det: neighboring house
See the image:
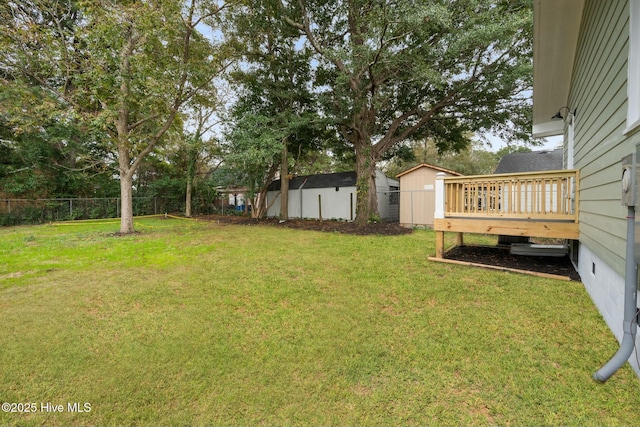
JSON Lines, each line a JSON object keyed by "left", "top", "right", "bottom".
{"left": 396, "top": 163, "right": 462, "bottom": 227}
{"left": 493, "top": 149, "right": 563, "bottom": 174}
{"left": 216, "top": 186, "right": 250, "bottom": 211}
{"left": 266, "top": 170, "right": 399, "bottom": 221}
{"left": 533, "top": 0, "right": 640, "bottom": 375}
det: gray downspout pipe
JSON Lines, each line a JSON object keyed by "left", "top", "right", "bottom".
{"left": 593, "top": 206, "right": 638, "bottom": 382}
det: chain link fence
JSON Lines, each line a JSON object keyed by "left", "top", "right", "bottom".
{"left": 2, "top": 190, "right": 438, "bottom": 227}
{"left": 0, "top": 197, "right": 227, "bottom": 226}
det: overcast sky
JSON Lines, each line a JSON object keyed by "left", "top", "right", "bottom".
{"left": 483, "top": 134, "right": 562, "bottom": 152}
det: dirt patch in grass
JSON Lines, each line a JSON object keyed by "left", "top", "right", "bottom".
{"left": 445, "top": 245, "right": 580, "bottom": 281}
{"left": 197, "top": 214, "right": 414, "bottom": 236}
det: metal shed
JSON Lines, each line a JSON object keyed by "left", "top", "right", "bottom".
{"left": 266, "top": 170, "right": 399, "bottom": 221}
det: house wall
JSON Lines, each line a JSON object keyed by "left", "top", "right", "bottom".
{"left": 568, "top": 0, "right": 640, "bottom": 375}
{"left": 579, "top": 244, "right": 640, "bottom": 376}
{"left": 570, "top": 0, "right": 632, "bottom": 279}
{"left": 398, "top": 167, "right": 456, "bottom": 226}
{"left": 227, "top": 192, "right": 247, "bottom": 209}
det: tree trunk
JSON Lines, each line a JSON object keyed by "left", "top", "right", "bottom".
{"left": 185, "top": 179, "right": 192, "bottom": 217}
{"left": 252, "top": 162, "right": 279, "bottom": 219}
{"left": 116, "top": 25, "right": 135, "bottom": 234}
{"left": 280, "top": 141, "right": 289, "bottom": 220}
{"left": 119, "top": 170, "right": 135, "bottom": 234}
{"left": 185, "top": 142, "right": 197, "bottom": 218}
{"left": 252, "top": 188, "right": 268, "bottom": 218}
{"left": 354, "top": 143, "right": 379, "bottom": 225}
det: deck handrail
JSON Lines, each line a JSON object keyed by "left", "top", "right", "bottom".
{"left": 440, "top": 169, "right": 579, "bottom": 221}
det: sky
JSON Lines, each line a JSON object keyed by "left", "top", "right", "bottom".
{"left": 482, "top": 134, "right": 563, "bottom": 153}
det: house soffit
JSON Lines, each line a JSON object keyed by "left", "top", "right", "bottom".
{"left": 533, "top": 0, "right": 585, "bottom": 137}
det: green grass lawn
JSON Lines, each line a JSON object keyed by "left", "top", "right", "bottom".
{"left": 1, "top": 217, "right": 639, "bottom": 426}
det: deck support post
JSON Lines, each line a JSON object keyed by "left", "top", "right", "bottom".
{"left": 436, "top": 231, "right": 445, "bottom": 258}
{"left": 456, "top": 232, "right": 463, "bottom": 247}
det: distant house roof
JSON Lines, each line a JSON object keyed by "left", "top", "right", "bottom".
{"left": 268, "top": 171, "right": 357, "bottom": 191}
{"left": 268, "top": 170, "right": 400, "bottom": 191}
{"left": 396, "top": 163, "right": 462, "bottom": 178}
{"left": 493, "top": 149, "right": 563, "bottom": 174}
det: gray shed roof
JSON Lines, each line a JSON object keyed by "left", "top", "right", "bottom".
{"left": 493, "top": 149, "right": 563, "bottom": 174}
{"left": 268, "top": 171, "right": 357, "bottom": 191}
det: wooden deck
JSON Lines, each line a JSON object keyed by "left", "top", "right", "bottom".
{"left": 433, "top": 170, "right": 579, "bottom": 258}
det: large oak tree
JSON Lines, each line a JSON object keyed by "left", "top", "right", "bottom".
{"left": 279, "top": 0, "right": 533, "bottom": 223}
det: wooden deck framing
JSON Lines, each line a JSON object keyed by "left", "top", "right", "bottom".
{"left": 433, "top": 170, "right": 579, "bottom": 258}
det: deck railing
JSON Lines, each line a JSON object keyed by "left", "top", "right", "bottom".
{"left": 440, "top": 169, "right": 579, "bottom": 221}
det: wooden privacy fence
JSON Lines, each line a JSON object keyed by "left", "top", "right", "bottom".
{"left": 442, "top": 169, "right": 579, "bottom": 221}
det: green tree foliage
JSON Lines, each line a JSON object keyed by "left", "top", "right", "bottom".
{"left": 1, "top": 0, "right": 232, "bottom": 232}
{"left": 0, "top": 80, "right": 116, "bottom": 199}
{"left": 278, "top": 0, "right": 533, "bottom": 223}
{"left": 225, "top": 112, "right": 318, "bottom": 217}
{"left": 384, "top": 138, "right": 500, "bottom": 178}
{"left": 0, "top": 2, "right": 114, "bottom": 199}
{"left": 223, "top": 0, "right": 331, "bottom": 218}
{"left": 495, "top": 144, "right": 534, "bottom": 159}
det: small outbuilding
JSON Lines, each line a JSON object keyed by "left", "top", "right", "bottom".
{"left": 396, "top": 163, "right": 462, "bottom": 227}
{"left": 266, "top": 170, "right": 399, "bottom": 221}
